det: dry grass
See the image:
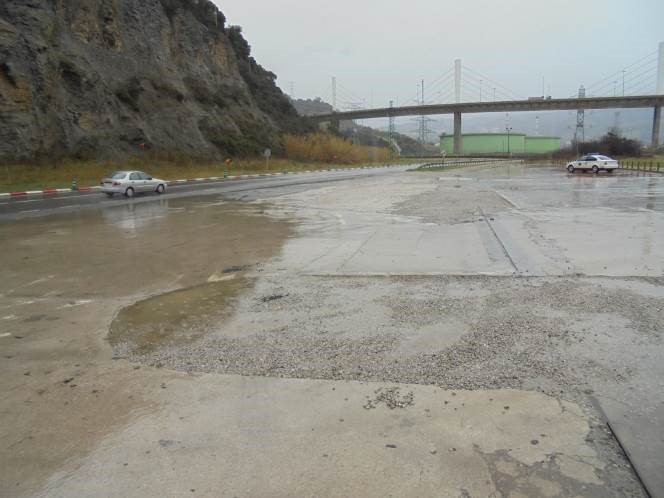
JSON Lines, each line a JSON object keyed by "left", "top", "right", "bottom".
{"left": 0, "top": 137, "right": 408, "bottom": 192}
{"left": 283, "top": 133, "right": 390, "bottom": 164}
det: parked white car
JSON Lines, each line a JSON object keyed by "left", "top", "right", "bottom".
{"left": 566, "top": 154, "right": 619, "bottom": 174}
{"left": 100, "top": 171, "right": 167, "bottom": 198}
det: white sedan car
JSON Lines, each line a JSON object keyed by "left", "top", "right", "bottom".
{"left": 100, "top": 171, "right": 167, "bottom": 198}
{"left": 566, "top": 154, "right": 619, "bottom": 174}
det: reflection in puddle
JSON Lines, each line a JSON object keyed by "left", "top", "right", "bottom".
{"left": 101, "top": 199, "right": 170, "bottom": 237}
{"left": 109, "top": 274, "right": 251, "bottom": 354}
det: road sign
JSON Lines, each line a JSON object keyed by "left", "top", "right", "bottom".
{"left": 263, "top": 148, "right": 271, "bottom": 158}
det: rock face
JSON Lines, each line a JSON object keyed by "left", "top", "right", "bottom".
{"left": 0, "top": 0, "right": 305, "bottom": 161}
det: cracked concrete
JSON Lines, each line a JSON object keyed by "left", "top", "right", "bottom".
{"left": 3, "top": 164, "right": 663, "bottom": 497}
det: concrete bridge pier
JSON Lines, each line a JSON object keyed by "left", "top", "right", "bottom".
{"left": 453, "top": 112, "right": 462, "bottom": 155}
{"left": 652, "top": 106, "right": 661, "bottom": 148}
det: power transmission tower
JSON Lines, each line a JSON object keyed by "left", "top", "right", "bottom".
{"left": 575, "top": 85, "right": 585, "bottom": 150}
{"left": 415, "top": 79, "right": 434, "bottom": 155}
{"left": 388, "top": 100, "right": 396, "bottom": 157}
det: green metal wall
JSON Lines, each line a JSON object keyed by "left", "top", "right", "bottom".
{"left": 440, "top": 133, "right": 560, "bottom": 155}
{"left": 524, "top": 136, "right": 561, "bottom": 154}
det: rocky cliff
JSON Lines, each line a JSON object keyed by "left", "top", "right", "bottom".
{"left": 0, "top": 0, "right": 307, "bottom": 161}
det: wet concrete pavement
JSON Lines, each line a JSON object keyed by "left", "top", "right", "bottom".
{"left": 38, "top": 377, "right": 609, "bottom": 498}
{"left": 0, "top": 198, "right": 293, "bottom": 496}
{"left": 1, "top": 163, "right": 663, "bottom": 497}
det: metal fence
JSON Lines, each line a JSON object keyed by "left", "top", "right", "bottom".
{"left": 548, "top": 159, "right": 663, "bottom": 173}
{"left": 619, "top": 161, "right": 662, "bottom": 173}
{"left": 420, "top": 158, "right": 663, "bottom": 173}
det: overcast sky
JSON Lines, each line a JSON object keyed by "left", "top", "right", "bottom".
{"left": 214, "top": 0, "right": 663, "bottom": 110}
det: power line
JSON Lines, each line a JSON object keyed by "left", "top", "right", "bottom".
{"left": 587, "top": 61, "right": 657, "bottom": 96}
{"left": 462, "top": 65, "right": 523, "bottom": 99}
{"left": 572, "top": 50, "right": 657, "bottom": 96}
{"left": 398, "top": 64, "right": 455, "bottom": 108}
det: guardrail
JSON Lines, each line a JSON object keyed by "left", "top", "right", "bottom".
{"left": 548, "top": 159, "right": 663, "bottom": 173}
{"left": 619, "top": 160, "right": 663, "bottom": 173}
{"left": 418, "top": 158, "right": 524, "bottom": 169}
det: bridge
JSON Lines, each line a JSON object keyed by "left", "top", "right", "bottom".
{"left": 309, "top": 45, "right": 664, "bottom": 153}
{"left": 310, "top": 95, "right": 664, "bottom": 152}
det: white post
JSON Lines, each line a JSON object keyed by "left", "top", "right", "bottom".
{"left": 454, "top": 59, "right": 461, "bottom": 103}
{"left": 656, "top": 41, "right": 664, "bottom": 95}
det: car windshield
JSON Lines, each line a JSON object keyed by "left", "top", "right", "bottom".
{"left": 109, "top": 172, "right": 127, "bottom": 179}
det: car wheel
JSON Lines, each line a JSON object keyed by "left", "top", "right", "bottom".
{"left": 105, "top": 193, "right": 114, "bottom": 198}
{"left": 124, "top": 187, "right": 135, "bottom": 198}
{"left": 156, "top": 184, "right": 165, "bottom": 194}
{"left": 567, "top": 164, "right": 575, "bottom": 173}
{"left": 592, "top": 165, "right": 599, "bottom": 174}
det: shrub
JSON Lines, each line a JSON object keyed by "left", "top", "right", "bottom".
{"left": 574, "top": 129, "right": 642, "bottom": 157}
{"left": 283, "top": 133, "right": 390, "bottom": 164}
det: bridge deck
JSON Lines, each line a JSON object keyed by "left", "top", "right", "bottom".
{"left": 311, "top": 95, "right": 664, "bottom": 122}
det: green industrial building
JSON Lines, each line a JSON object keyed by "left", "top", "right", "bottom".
{"left": 439, "top": 133, "right": 561, "bottom": 155}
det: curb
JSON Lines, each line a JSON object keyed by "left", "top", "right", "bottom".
{"left": 0, "top": 165, "right": 402, "bottom": 199}
{"left": 0, "top": 186, "right": 101, "bottom": 198}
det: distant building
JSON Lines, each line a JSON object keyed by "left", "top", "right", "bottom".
{"left": 439, "top": 133, "right": 561, "bottom": 155}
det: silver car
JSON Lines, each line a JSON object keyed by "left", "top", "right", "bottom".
{"left": 100, "top": 171, "right": 167, "bottom": 198}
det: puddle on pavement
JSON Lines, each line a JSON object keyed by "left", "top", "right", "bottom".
{"left": 0, "top": 196, "right": 293, "bottom": 298}
{"left": 109, "top": 274, "right": 251, "bottom": 354}
{"left": 0, "top": 196, "right": 294, "bottom": 496}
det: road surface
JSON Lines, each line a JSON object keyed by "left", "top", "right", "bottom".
{"left": 0, "top": 166, "right": 410, "bottom": 220}
{"left": 1, "top": 162, "right": 662, "bottom": 498}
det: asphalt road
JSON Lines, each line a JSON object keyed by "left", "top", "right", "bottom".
{"left": 0, "top": 165, "right": 412, "bottom": 221}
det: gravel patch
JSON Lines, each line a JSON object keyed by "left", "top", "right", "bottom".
{"left": 114, "top": 275, "right": 663, "bottom": 409}
{"left": 363, "top": 387, "right": 414, "bottom": 410}
{"left": 110, "top": 274, "right": 661, "bottom": 498}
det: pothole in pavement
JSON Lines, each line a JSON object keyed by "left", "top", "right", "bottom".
{"left": 108, "top": 274, "right": 251, "bottom": 355}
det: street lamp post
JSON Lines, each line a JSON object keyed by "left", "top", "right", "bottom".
{"left": 506, "top": 126, "right": 513, "bottom": 157}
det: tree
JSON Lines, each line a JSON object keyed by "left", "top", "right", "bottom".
{"left": 576, "top": 129, "right": 641, "bottom": 156}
